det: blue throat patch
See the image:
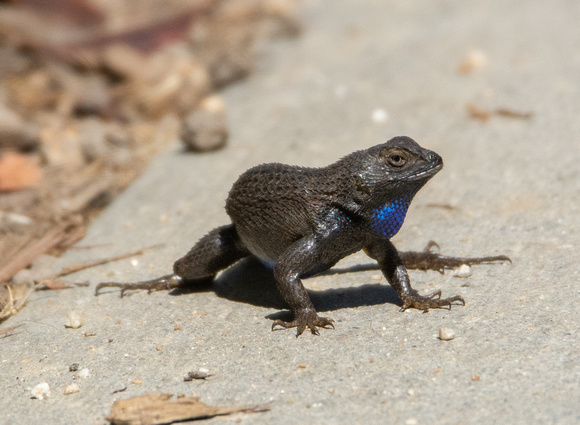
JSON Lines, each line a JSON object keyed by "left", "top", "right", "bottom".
{"left": 371, "top": 194, "right": 413, "bottom": 238}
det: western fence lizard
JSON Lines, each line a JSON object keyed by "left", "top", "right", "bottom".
{"left": 96, "top": 136, "right": 509, "bottom": 336}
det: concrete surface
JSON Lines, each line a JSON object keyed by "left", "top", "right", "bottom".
{"left": 1, "top": 1, "right": 579, "bottom": 424}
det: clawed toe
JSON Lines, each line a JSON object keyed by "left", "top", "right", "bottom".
{"left": 422, "top": 240, "right": 440, "bottom": 253}
{"left": 401, "top": 289, "right": 465, "bottom": 312}
{"left": 272, "top": 311, "right": 334, "bottom": 337}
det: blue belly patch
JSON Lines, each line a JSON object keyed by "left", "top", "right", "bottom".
{"left": 371, "top": 195, "right": 413, "bottom": 238}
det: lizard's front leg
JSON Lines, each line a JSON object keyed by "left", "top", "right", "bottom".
{"left": 270, "top": 236, "right": 338, "bottom": 336}
{"left": 366, "top": 239, "right": 464, "bottom": 311}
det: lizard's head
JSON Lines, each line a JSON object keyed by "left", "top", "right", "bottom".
{"left": 368, "top": 135, "right": 442, "bottom": 182}
{"left": 340, "top": 136, "right": 442, "bottom": 238}
{"left": 346, "top": 135, "right": 443, "bottom": 211}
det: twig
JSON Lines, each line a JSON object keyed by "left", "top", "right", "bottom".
{"left": 46, "top": 244, "right": 165, "bottom": 280}
{"left": 0, "top": 323, "right": 24, "bottom": 339}
{"left": 0, "top": 222, "right": 80, "bottom": 283}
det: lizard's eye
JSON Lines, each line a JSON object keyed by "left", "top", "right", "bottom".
{"left": 387, "top": 153, "right": 407, "bottom": 167}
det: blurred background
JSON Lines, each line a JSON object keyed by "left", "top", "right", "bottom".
{"left": 0, "top": 0, "right": 299, "bottom": 319}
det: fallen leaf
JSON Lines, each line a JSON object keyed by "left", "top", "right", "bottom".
{"left": 495, "top": 108, "right": 533, "bottom": 119}
{"left": 38, "top": 279, "right": 73, "bottom": 290}
{"left": 0, "top": 151, "right": 42, "bottom": 192}
{"left": 106, "top": 393, "right": 269, "bottom": 425}
{"left": 466, "top": 103, "right": 491, "bottom": 122}
{"left": 466, "top": 103, "right": 533, "bottom": 122}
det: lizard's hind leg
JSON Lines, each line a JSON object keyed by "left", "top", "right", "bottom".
{"left": 399, "top": 241, "right": 511, "bottom": 273}
{"left": 95, "top": 224, "right": 250, "bottom": 297}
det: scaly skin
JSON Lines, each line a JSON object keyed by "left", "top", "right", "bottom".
{"left": 96, "top": 136, "right": 510, "bottom": 337}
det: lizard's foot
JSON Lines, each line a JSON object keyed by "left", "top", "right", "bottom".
{"left": 400, "top": 289, "right": 465, "bottom": 312}
{"left": 95, "top": 274, "right": 182, "bottom": 297}
{"left": 271, "top": 309, "right": 335, "bottom": 337}
{"left": 400, "top": 240, "right": 511, "bottom": 273}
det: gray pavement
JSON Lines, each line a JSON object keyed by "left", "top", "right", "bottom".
{"left": 1, "top": 0, "right": 579, "bottom": 424}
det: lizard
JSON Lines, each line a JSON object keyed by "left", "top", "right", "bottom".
{"left": 95, "top": 136, "right": 510, "bottom": 336}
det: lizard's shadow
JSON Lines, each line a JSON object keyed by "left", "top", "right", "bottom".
{"left": 171, "top": 257, "right": 401, "bottom": 312}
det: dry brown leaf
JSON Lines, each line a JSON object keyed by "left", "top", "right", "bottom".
{"left": 495, "top": 108, "right": 533, "bottom": 119}
{"left": 0, "top": 151, "right": 42, "bottom": 192}
{"left": 466, "top": 103, "right": 491, "bottom": 122}
{"left": 467, "top": 103, "right": 533, "bottom": 122}
{"left": 37, "top": 279, "right": 72, "bottom": 290}
{"left": 107, "top": 393, "right": 269, "bottom": 425}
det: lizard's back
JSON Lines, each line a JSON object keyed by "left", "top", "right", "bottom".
{"left": 225, "top": 163, "right": 333, "bottom": 265}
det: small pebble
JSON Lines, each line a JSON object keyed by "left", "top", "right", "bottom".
{"left": 31, "top": 382, "right": 51, "bottom": 400}
{"left": 452, "top": 264, "right": 473, "bottom": 278}
{"left": 372, "top": 108, "right": 388, "bottom": 123}
{"left": 457, "top": 49, "right": 489, "bottom": 74}
{"left": 439, "top": 327, "right": 455, "bottom": 341}
{"left": 69, "top": 363, "right": 79, "bottom": 372}
{"left": 77, "top": 368, "right": 90, "bottom": 379}
{"left": 184, "top": 369, "right": 213, "bottom": 381}
{"left": 180, "top": 95, "right": 228, "bottom": 152}
{"left": 63, "top": 383, "right": 80, "bottom": 395}
{"left": 65, "top": 311, "right": 83, "bottom": 329}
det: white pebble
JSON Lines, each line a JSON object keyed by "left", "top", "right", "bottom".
{"left": 372, "top": 108, "right": 388, "bottom": 123}
{"left": 63, "top": 383, "right": 80, "bottom": 395}
{"left": 439, "top": 327, "right": 455, "bottom": 341}
{"left": 77, "top": 368, "right": 90, "bottom": 379}
{"left": 31, "top": 382, "right": 51, "bottom": 400}
{"left": 452, "top": 264, "right": 473, "bottom": 278}
{"left": 65, "top": 311, "right": 83, "bottom": 329}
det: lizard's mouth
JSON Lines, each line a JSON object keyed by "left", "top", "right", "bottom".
{"left": 407, "top": 160, "right": 443, "bottom": 181}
